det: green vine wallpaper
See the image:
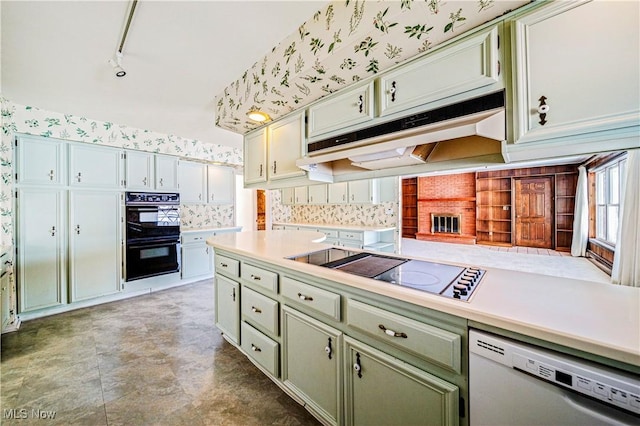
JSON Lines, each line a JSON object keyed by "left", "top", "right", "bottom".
{"left": 214, "top": 0, "right": 527, "bottom": 134}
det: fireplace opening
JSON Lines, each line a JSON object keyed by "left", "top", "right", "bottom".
{"left": 431, "top": 214, "right": 462, "bottom": 234}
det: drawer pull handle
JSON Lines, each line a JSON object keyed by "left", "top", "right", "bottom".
{"left": 232, "top": 288, "right": 236, "bottom": 302}
{"left": 251, "top": 306, "right": 262, "bottom": 314}
{"left": 297, "top": 293, "right": 313, "bottom": 301}
{"left": 251, "top": 275, "right": 262, "bottom": 281}
{"left": 251, "top": 344, "right": 261, "bottom": 352}
{"left": 354, "top": 352, "right": 362, "bottom": 378}
{"left": 220, "top": 263, "right": 228, "bottom": 267}
{"left": 378, "top": 324, "right": 407, "bottom": 338}
{"left": 325, "top": 337, "right": 332, "bottom": 360}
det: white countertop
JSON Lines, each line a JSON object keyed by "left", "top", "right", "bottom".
{"left": 181, "top": 226, "right": 242, "bottom": 234}
{"left": 273, "top": 222, "right": 395, "bottom": 232}
{"left": 207, "top": 230, "right": 640, "bottom": 366}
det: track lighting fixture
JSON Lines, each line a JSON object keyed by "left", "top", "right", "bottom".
{"left": 108, "top": 51, "right": 126, "bottom": 78}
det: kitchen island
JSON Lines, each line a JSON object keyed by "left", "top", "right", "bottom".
{"left": 207, "top": 230, "right": 639, "bottom": 426}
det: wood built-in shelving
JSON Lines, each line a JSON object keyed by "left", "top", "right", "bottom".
{"left": 476, "top": 174, "right": 512, "bottom": 246}
{"left": 555, "top": 172, "right": 578, "bottom": 252}
{"left": 402, "top": 178, "right": 418, "bottom": 239}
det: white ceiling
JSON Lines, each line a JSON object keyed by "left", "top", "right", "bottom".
{"left": 1, "top": 0, "right": 328, "bottom": 150}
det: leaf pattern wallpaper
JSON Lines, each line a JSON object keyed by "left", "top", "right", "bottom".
{"left": 269, "top": 189, "right": 397, "bottom": 227}
{"left": 0, "top": 98, "right": 242, "bottom": 245}
{"left": 215, "top": 0, "right": 527, "bottom": 134}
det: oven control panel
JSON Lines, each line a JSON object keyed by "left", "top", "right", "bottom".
{"left": 126, "top": 192, "right": 180, "bottom": 205}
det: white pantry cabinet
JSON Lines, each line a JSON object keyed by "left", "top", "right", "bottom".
{"left": 69, "top": 143, "right": 124, "bottom": 189}
{"left": 178, "top": 160, "right": 207, "bottom": 203}
{"left": 125, "top": 151, "right": 154, "bottom": 190}
{"left": 15, "top": 135, "right": 66, "bottom": 186}
{"left": 17, "top": 188, "right": 67, "bottom": 312}
{"left": 69, "top": 191, "right": 122, "bottom": 302}
{"left": 207, "top": 165, "right": 234, "bottom": 205}
{"left": 155, "top": 155, "right": 179, "bottom": 191}
{"left": 509, "top": 1, "right": 640, "bottom": 152}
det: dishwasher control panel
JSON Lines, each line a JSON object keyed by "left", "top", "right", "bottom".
{"left": 470, "top": 330, "right": 640, "bottom": 416}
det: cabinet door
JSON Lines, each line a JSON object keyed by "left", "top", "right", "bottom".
{"left": 348, "top": 180, "right": 373, "bottom": 204}
{"left": 511, "top": 1, "right": 640, "bottom": 146}
{"left": 69, "top": 191, "right": 121, "bottom": 302}
{"left": 16, "top": 135, "right": 66, "bottom": 185}
{"left": 126, "top": 151, "right": 154, "bottom": 190}
{"left": 182, "top": 243, "right": 213, "bottom": 279}
{"left": 244, "top": 128, "right": 267, "bottom": 185}
{"left": 1, "top": 266, "right": 12, "bottom": 330}
{"left": 327, "top": 182, "right": 348, "bottom": 204}
{"left": 282, "top": 306, "right": 342, "bottom": 426}
{"left": 178, "top": 160, "right": 207, "bottom": 203}
{"left": 281, "top": 187, "right": 295, "bottom": 205}
{"left": 378, "top": 25, "right": 500, "bottom": 117}
{"left": 308, "top": 82, "right": 374, "bottom": 139}
{"left": 344, "top": 336, "right": 459, "bottom": 426}
{"left": 307, "top": 185, "right": 327, "bottom": 205}
{"left": 267, "top": 113, "right": 305, "bottom": 181}
{"left": 155, "top": 155, "right": 179, "bottom": 191}
{"left": 17, "top": 188, "right": 66, "bottom": 312}
{"left": 69, "top": 144, "right": 124, "bottom": 188}
{"left": 207, "top": 165, "right": 234, "bottom": 204}
{"left": 294, "top": 186, "right": 308, "bottom": 205}
{"left": 215, "top": 274, "right": 239, "bottom": 344}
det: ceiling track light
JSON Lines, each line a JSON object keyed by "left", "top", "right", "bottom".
{"left": 108, "top": 0, "right": 138, "bottom": 78}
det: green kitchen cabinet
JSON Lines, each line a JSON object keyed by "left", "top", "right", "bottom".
{"left": 207, "top": 165, "right": 235, "bottom": 205}
{"left": 15, "top": 135, "right": 66, "bottom": 186}
{"left": 125, "top": 150, "right": 154, "bottom": 190}
{"left": 344, "top": 336, "right": 459, "bottom": 426}
{"left": 181, "top": 232, "right": 213, "bottom": 279}
{"left": 155, "top": 154, "right": 179, "bottom": 191}
{"left": 282, "top": 306, "right": 342, "bottom": 426}
{"left": 69, "top": 143, "right": 124, "bottom": 189}
{"left": 178, "top": 160, "right": 207, "bottom": 203}
{"left": 215, "top": 274, "right": 240, "bottom": 344}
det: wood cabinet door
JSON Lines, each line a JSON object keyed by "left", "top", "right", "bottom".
{"left": 126, "top": 151, "right": 154, "bottom": 190}
{"left": 344, "top": 336, "right": 458, "bottom": 426}
{"left": 282, "top": 306, "right": 342, "bottom": 426}
{"left": 18, "top": 188, "right": 67, "bottom": 312}
{"left": 69, "top": 191, "right": 121, "bottom": 301}
{"left": 515, "top": 177, "right": 553, "bottom": 248}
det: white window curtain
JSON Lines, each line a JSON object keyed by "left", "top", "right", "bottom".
{"left": 571, "top": 165, "right": 588, "bottom": 257}
{"left": 611, "top": 149, "right": 639, "bottom": 286}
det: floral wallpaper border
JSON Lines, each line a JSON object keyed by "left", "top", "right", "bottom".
{"left": 0, "top": 98, "right": 242, "bottom": 245}
{"left": 215, "top": 0, "right": 528, "bottom": 134}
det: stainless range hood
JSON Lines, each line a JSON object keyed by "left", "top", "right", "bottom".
{"left": 297, "top": 91, "right": 507, "bottom": 180}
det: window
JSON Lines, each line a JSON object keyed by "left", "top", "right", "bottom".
{"left": 595, "top": 157, "right": 626, "bottom": 245}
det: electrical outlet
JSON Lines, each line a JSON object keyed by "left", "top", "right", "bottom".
{"left": 385, "top": 208, "right": 394, "bottom": 215}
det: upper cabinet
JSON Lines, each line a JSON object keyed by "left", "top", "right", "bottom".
{"left": 15, "top": 135, "right": 66, "bottom": 186}
{"left": 69, "top": 144, "right": 124, "bottom": 189}
{"left": 207, "top": 165, "right": 235, "bottom": 205}
{"left": 377, "top": 25, "right": 501, "bottom": 118}
{"left": 307, "top": 185, "right": 327, "bottom": 205}
{"left": 307, "top": 82, "right": 375, "bottom": 140}
{"left": 126, "top": 151, "right": 154, "bottom": 191}
{"left": 178, "top": 160, "right": 207, "bottom": 203}
{"left": 244, "top": 112, "right": 305, "bottom": 187}
{"left": 155, "top": 155, "right": 179, "bottom": 191}
{"left": 508, "top": 1, "right": 640, "bottom": 157}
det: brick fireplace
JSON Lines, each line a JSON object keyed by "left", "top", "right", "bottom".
{"left": 416, "top": 173, "right": 477, "bottom": 244}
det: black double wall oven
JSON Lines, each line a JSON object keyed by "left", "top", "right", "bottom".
{"left": 125, "top": 192, "right": 181, "bottom": 281}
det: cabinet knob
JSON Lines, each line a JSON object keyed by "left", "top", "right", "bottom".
{"left": 75, "top": 225, "right": 80, "bottom": 235}
{"left": 143, "top": 177, "right": 147, "bottom": 186}
{"left": 390, "top": 81, "right": 397, "bottom": 102}
{"left": 251, "top": 306, "right": 262, "bottom": 314}
{"left": 259, "top": 164, "right": 263, "bottom": 177}
{"left": 378, "top": 324, "right": 408, "bottom": 338}
{"left": 159, "top": 177, "right": 164, "bottom": 187}
{"left": 251, "top": 344, "right": 262, "bottom": 352}
{"left": 273, "top": 161, "right": 277, "bottom": 175}
{"left": 251, "top": 274, "right": 262, "bottom": 281}
{"left": 357, "top": 95, "right": 363, "bottom": 113}
{"left": 49, "top": 226, "right": 56, "bottom": 237}
{"left": 48, "top": 170, "right": 55, "bottom": 181}
{"left": 538, "top": 96, "right": 549, "bottom": 125}
{"left": 297, "top": 292, "right": 313, "bottom": 301}
{"left": 76, "top": 172, "right": 82, "bottom": 182}
{"left": 354, "top": 352, "right": 362, "bottom": 378}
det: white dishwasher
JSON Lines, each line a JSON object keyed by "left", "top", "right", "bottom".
{"left": 469, "top": 329, "right": 640, "bottom": 425}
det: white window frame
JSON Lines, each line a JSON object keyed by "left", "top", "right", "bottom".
{"left": 594, "top": 156, "right": 626, "bottom": 245}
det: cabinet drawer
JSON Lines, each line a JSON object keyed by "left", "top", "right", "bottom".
{"left": 241, "top": 286, "right": 279, "bottom": 335}
{"left": 181, "top": 232, "right": 210, "bottom": 244}
{"left": 346, "top": 299, "right": 461, "bottom": 373}
{"left": 339, "top": 231, "right": 363, "bottom": 242}
{"left": 281, "top": 277, "right": 341, "bottom": 321}
{"left": 241, "top": 322, "right": 279, "bottom": 377}
{"left": 241, "top": 263, "right": 278, "bottom": 293}
{"left": 316, "top": 228, "right": 339, "bottom": 239}
{"left": 215, "top": 254, "right": 240, "bottom": 278}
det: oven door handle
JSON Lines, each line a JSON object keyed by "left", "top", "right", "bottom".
{"left": 128, "top": 240, "right": 179, "bottom": 250}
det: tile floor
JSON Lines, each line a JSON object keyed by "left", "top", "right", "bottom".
{"left": 0, "top": 281, "right": 320, "bottom": 426}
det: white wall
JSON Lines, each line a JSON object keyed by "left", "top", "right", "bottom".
{"left": 235, "top": 175, "right": 255, "bottom": 232}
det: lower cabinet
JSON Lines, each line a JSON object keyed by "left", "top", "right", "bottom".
{"left": 214, "top": 274, "right": 239, "bottom": 344}
{"left": 241, "top": 321, "right": 280, "bottom": 377}
{"left": 1, "top": 252, "right": 13, "bottom": 331}
{"left": 344, "top": 336, "right": 459, "bottom": 426}
{"left": 182, "top": 235, "right": 213, "bottom": 279}
{"left": 282, "top": 306, "right": 342, "bottom": 426}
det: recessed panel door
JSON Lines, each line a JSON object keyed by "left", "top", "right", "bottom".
{"left": 515, "top": 177, "right": 553, "bottom": 248}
